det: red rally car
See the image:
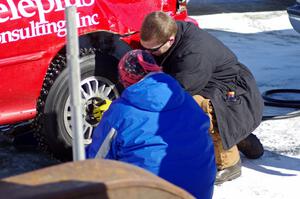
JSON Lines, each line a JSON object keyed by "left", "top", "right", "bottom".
{"left": 0, "top": 0, "right": 195, "bottom": 159}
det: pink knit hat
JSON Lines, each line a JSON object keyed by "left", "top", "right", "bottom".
{"left": 118, "top": 50, "right": 162, "bottom": 87}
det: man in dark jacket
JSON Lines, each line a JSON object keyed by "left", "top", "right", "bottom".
{"left": 87, "top": 50, "right": 216, "bottom": 199}
{"left": 140, "top": 11, "right": 264, "bottom": 184}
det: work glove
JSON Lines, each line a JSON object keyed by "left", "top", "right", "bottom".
{"left": 193, "top": 95, "right": 214, "bottom": 132}
{"left": 93, "top": 99, "right": 112, "bottom": 122}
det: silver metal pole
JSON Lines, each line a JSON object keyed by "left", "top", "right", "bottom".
{"left": 65, "top": 6, "right": 85, "bottom": 161}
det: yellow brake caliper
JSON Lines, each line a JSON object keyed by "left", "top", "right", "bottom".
{"left": 93, "top": 99, "right": 112, "bottom": 122}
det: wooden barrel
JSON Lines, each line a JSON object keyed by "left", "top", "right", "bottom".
{"left": 0, "top": 159, "right": 194, "bottom": 199}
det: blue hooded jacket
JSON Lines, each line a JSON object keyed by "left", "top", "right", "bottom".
{"left": 87, "top": 72, "right": 216, "bottom": 199}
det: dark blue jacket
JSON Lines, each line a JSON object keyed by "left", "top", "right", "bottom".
{"left": 87, "top": 72, "right": 216, "bottom": 199}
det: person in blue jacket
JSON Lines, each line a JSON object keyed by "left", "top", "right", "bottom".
{"left": 86, "top": 49, "right": 216, "bottom": 199}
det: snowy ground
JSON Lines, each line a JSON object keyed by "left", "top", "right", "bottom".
{"left": 192, "top": 10, "right": 300, "bottom": 199}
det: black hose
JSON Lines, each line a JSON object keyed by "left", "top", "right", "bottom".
{"left": 262, "top": 89, "right": 300, "bottom": 120}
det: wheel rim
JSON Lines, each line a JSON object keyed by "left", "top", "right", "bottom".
{"left": 64, "top": 76, "right": 119, "bottom": 145}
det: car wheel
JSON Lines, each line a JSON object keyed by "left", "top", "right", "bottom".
{"left": 34, "top": 49, "right": 121, "bottom": 160}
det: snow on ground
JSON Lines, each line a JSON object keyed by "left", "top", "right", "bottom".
{"left": 192, "top": 11, "right": 300, "bottom": 199}
{"left": 193, "top": 11, "right": 300, "bottom": 92}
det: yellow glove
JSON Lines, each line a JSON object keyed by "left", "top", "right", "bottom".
{"left": 93, "top": 99, "right": 112, "bottom": 122}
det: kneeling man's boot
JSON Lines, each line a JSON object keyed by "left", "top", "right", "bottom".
{"left": 215, "top": 159, "right": 241, "bottom": 185}
{"left": 237, "top": 133, "right": 264, "bottom": 159}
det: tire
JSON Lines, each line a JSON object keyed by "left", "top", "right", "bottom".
{"left": 36, "top": 49, "right": 121, "bottom": 160}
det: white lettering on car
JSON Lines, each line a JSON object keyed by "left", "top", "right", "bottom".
{"left": 0, "top": 0, "right": 98, "bottom": 44}
{"left": 34, "top": 0, "right": 56, "bottom": 23}
{"left": 0, "top": 3, "right": 9, "bottom": 23}
{"left": 0, "top": 13, "right": 99, "bottom": 44}
{"left": 18, "top": 0, "right": 36, "bottom": 19}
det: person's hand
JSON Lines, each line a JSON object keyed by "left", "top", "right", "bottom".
{"left": 93, "top": 99, "right": 112, "bottom": 122}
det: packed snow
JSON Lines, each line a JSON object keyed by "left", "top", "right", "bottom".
{"left": 193, "top": 10, "right": 300, "bottom": 199}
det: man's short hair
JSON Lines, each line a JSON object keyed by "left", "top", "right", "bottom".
{"left": 141, "top": 11, "right": 177, "bottom": 43}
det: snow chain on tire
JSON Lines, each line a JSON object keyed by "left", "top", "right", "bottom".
{"left": 32, "top": 48, "right": 97, "bottom": 159}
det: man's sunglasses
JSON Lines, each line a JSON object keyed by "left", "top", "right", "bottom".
{"left": 142, "top": 40, "right": 170, "bottom": 52}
